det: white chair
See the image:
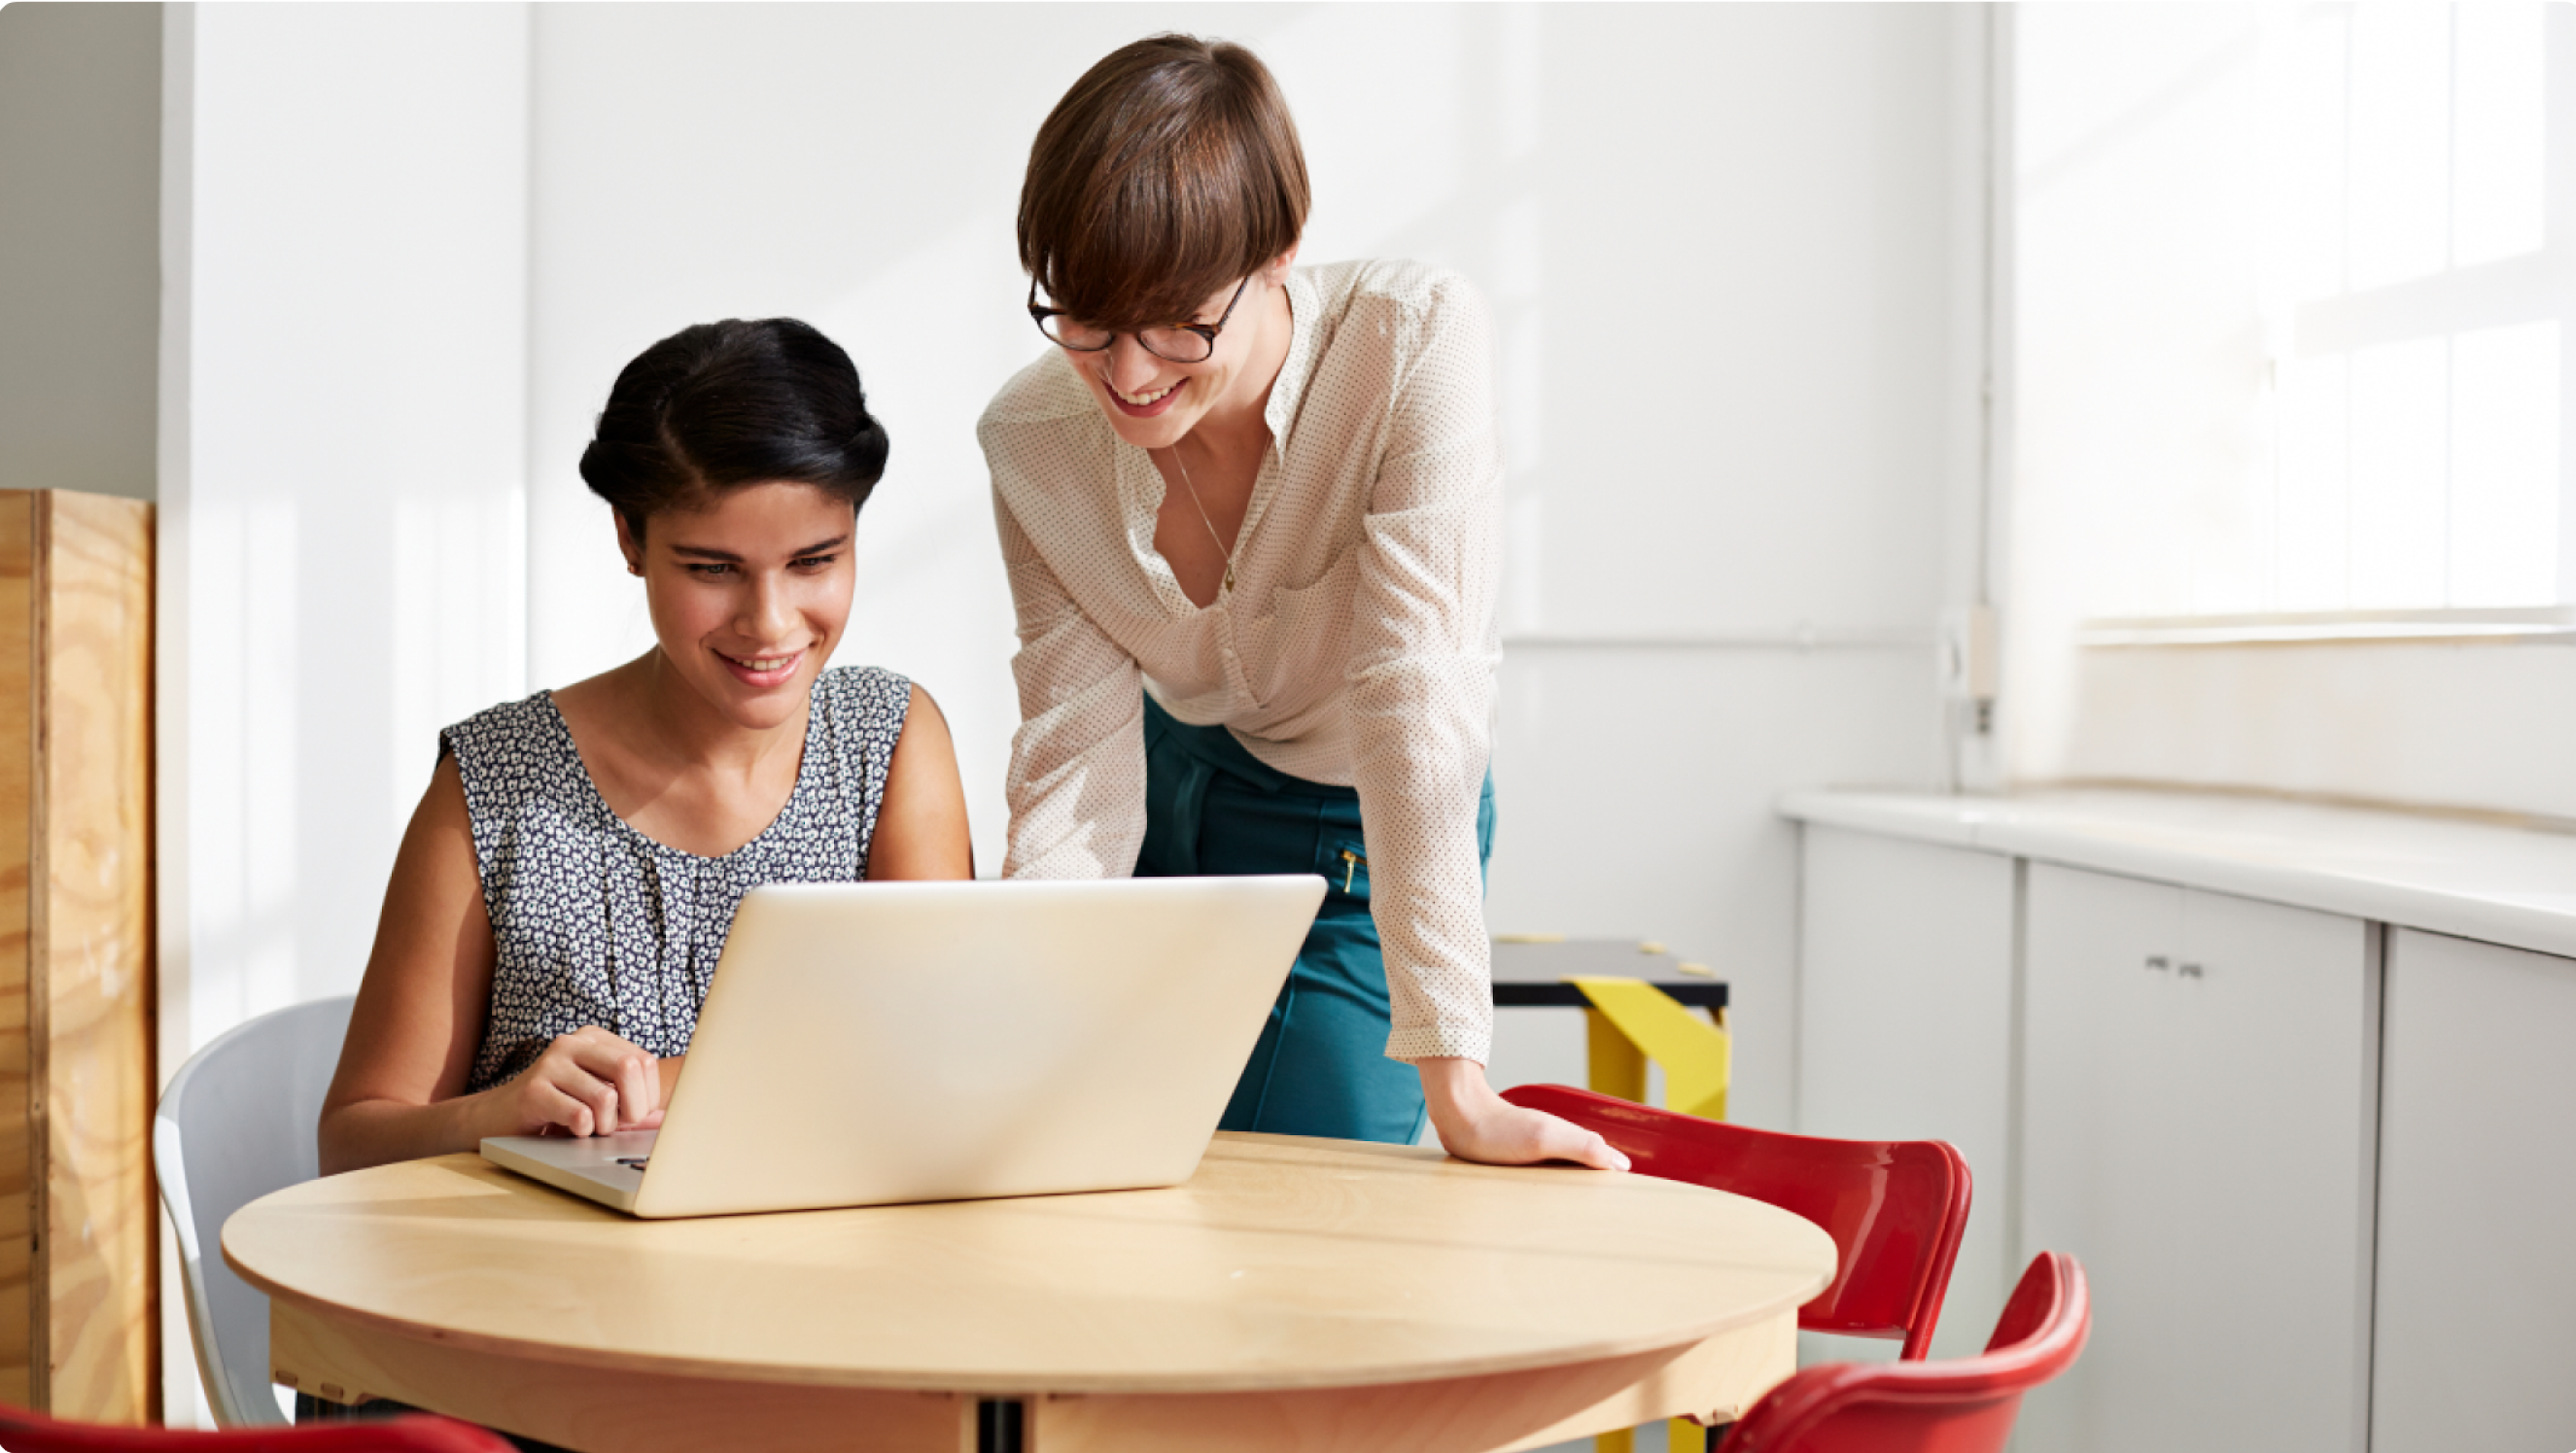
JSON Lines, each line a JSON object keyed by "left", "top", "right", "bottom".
{"left": 154, "top": 995, "right": 356, "bottom": 1427}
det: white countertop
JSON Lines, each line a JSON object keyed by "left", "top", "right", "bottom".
{"left": 1778, "top": 787, "right": 2576, "bottom": 961}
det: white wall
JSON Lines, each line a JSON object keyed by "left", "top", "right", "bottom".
{"left": 0, "top": 1, "right": 160, "bottom": 501}
{"left": 523, "top": 3, "right": 1980, "bottom": 1126}
{"left": 157, "top": 1, "right": 533, "bottom": 1422}
{"left": 163, "top": 0, "right": 530, "bottom": 1070}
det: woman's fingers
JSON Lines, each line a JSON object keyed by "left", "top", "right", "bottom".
{"left": 562, "top": 1065, "right": 621, "bottom": 1135}
{"left": 520, "top": 1028, "right": 662, "bottom": 1137}
{"left": 1482, "top": 1104, "right": 1630, "bottom": 1172}
{"left": 1542, "top": 1119, "right": 1631, "bottom": 1173}
{"left": 565, "top": 1032, "right": 657, "bottom": 1129}
{"left": 534, "top": 1078, "right": 600, "bottom": 1139}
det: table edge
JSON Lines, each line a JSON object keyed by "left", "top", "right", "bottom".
{"left": 230, "top": 1141, "right": 1833, "bottom": 1396}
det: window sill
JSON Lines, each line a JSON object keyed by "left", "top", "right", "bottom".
{"left": 2078, "top": 606, "right": 2576, "bottom": 647}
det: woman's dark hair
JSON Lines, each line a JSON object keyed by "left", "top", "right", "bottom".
{"left": 1019, "top": 34, "right": 1309, "bottom": 331}
{"left": 579, "top": 318, "right": 889, "bottom": 539}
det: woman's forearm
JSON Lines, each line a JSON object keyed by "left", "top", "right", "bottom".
{"left": 318, "top": 1090, "right": 506, "bottom": 1178}
{"left": 320, "top": 1053, "right": 689, "bottom": 1178}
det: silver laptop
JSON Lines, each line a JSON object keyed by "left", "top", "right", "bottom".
{"left": 481, "top": 875, "right": 1323, "bottom": 1218}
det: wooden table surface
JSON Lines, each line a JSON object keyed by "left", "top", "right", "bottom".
{"left": 226, "top": 1133, "right": 1833, "bottom": 1453}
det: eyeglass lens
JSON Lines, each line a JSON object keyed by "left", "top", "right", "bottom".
{"left": 1037, "top": 315, "right": 1214, "bottom": 363}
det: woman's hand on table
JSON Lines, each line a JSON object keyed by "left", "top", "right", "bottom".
{"left": 494, "top": 1027, "right": 675, "bottom": 1138}
{"left": 1417, "top": 1057, "right": 1630, "bottom": 1171}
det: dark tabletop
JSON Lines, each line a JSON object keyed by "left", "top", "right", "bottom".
{"left": 1488, "top": 938, "right": 1729, "bottom": 1009}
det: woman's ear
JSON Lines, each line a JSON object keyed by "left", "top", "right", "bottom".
{"left": 1263, "top": 242, "right": 1301, "bottom": 284}
{"left": 613, "top": 511, "right": 644, "bottom": 576}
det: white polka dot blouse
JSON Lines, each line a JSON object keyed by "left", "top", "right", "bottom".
{"left": 979, "top": 259, "right": 1503, "bottom": 1066}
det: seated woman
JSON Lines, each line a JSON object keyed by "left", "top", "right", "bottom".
{"left": 321, "top": 318, "right": 972, "bottom": 1176}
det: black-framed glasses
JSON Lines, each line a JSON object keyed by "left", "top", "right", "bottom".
{"left": 1027, "top": 275, "right": 1252, "bottom": 364}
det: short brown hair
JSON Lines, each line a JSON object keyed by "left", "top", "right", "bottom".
{"left": 1019, "top": 34, "right": 1310, "bottom": 331}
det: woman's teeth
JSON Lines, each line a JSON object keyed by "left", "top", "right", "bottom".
{"left": 1114, "top": 380, "right": 1179, "bottom": 405}
{"left": 730, "top": 654, "right": 794, "bottom": 672}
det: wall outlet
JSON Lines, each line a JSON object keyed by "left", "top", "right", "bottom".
{"left": 1937, "top": 604, "right": 1998, "bottom": 702}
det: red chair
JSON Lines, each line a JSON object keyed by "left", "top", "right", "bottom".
{"left": 1714, "top": 1252, "right": 2090, "bottom": 1452}
{"left": 0, "top": 1405, "right": 514, "bottom": 1453}
{"left": 1501, "top": 1083, "right": 1971, "bottom": 1359}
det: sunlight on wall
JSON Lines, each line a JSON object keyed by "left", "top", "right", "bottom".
{"left": 172, "top": 3, "right": 530, "bottom": 1051}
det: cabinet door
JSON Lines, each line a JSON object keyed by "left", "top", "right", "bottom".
{"left": 2020, "top": 866, "right": 2376, "bottom": 1453}
{"left": 2374, "top": 930, "right": 2576, "bottom": 1453}
{"left": 2020, "top": 864, "right": 2185, "bottom": 1453}
{"left": 1796, "top": 825, "right": 2016, "bottom": 1360}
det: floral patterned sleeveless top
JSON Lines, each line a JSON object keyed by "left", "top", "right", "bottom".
{"left": 439, "top": 665, "right": 911, "bottom": 1091}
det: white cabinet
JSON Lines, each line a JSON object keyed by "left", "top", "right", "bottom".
{"left": 2373, "top": 930, "right": 2576, "bottom": 1453}
{"left": 2018, "top": 865, "right": 2376, "bottom": 1453}
{"left": 1796, "top": 825, "right": 2016, "bottom": 1361}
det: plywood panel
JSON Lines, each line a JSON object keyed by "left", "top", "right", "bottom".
{"left": 36, "top": 492, "right": 155, "bottom": 1422}
{"left": 0, "top": 492, "right": 35, "bottom": 1409}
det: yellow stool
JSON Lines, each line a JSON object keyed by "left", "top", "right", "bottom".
{"left": 1566, "top": 976, "right": 1732, "bottom": 1453}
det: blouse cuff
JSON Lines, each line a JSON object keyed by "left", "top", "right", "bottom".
{"left": 1384, "top": 1021, "right": 1491, "bottom": 1066}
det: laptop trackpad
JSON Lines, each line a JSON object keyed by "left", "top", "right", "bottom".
{"left": 483, "top": 1126, "right": 660, "bottom": 1188}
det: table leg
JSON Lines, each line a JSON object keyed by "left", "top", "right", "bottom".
{"left": 979, "top": 1398, "right": 1025, "bottom": 1453}
{"left": 1584, "top": 1009, "right": 1647, "bottom": 1102}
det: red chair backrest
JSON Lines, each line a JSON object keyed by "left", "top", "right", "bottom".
{"left": 1502, "top": 1083, "right": 1971, "bottom": 1358}
{"left": 0, "top": 1406, "right": 513, "bottom": 1453}
{"left": 1713, "top": 1252, "right": 2091, "bottom": 1453}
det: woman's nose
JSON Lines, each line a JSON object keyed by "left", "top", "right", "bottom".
{"left": 1104, "top": 335, "right": 1166, "bottom": 396}
{"left": 742, "top": 574, "right": 798, "bottom": 642}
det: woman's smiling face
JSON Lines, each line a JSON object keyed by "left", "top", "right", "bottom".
{"left": 1062, "top": 251, "right": 1297, "bottom": 450}
{"left": 619, "top": 481, "right": 857, "bottom": 731}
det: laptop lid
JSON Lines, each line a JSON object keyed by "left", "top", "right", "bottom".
{"left": 609, "top": 875, "right": 1322, "bottom": 1218}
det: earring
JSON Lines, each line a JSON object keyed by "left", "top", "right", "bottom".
{"left": 626, "top": 562, "right": 643, "bottom": 576}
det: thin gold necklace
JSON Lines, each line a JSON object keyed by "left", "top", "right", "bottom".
{"left": 1165, "top": 439, "right": 1236, "bottom": 595}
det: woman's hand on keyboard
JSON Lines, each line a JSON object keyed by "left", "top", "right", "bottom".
{"left": 501, "top": 1025, "right": 667, "bottom": 1138}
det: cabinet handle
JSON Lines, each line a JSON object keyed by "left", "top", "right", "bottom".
{"left": 2178, "top": 962, "right": 2205, "bottom": 979}
{"left": 2145, "top": 955, "right": 2171, "bottom": 972}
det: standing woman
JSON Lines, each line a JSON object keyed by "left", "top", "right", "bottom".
{"left": 981, "top": 35, "right": 1622, "bottom": 1169}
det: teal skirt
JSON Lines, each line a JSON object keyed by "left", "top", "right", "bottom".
{"left": 1136, "top": 695, "right": 1495, "bottom": 1145}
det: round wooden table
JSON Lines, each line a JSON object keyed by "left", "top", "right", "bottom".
{"left": 226, "top": 1132, "right": 1835, "bottom": 1453}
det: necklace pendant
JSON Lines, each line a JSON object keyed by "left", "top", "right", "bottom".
{"left": 1223, "top": 563, "right": 1236, "bottom": 593}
